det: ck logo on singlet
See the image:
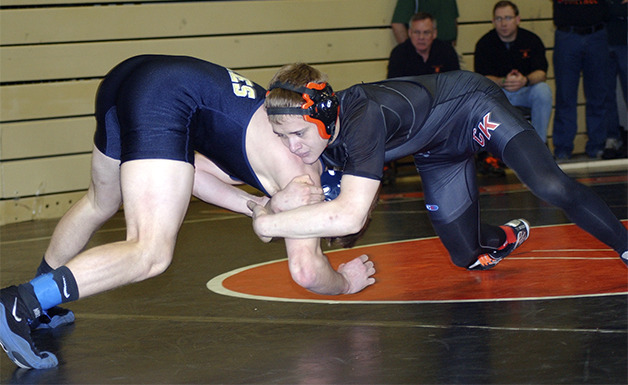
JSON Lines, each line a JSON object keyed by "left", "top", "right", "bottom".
{"left": 472, "top": 112, "right": 500, "bottom": 147}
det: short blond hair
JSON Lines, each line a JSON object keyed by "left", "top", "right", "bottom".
{"left": 265, "top": 63, "right": 328, "bottom": 124}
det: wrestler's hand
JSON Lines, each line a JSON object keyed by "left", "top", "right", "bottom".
{"left": 247, "top": 200, "right": 273, "bottom": 243}
{"left": 338, "top": 254, "right": 376, "bottom": 294}
{"left": 269, "top": 175, "right": 324, "bottom": 213}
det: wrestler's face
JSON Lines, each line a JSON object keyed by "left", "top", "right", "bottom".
{"left": 272, "top": 117, "right": 328, "bottom": 165}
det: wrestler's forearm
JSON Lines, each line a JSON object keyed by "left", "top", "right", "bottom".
{"left": 253, "top": 174, "right": 380, "bottom": 239}
{"left": 194, "top": 172, "right": 267, "bottom": 216}
{"left": 256, "top": 200, "right": 364, "bottom": 239}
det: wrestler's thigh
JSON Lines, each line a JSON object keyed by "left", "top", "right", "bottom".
{"left": 416, "top": 157, "right": 478, "bottom": 225}
{"left": 119, "top": 159, "right": 195, "bottom": 242}
{"left": 87, "top": 146, "right": 122, "bottom": 213}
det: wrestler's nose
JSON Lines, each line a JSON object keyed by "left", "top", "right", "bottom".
{"left": 288, "top": 138, "right": 302, "bottom": 153}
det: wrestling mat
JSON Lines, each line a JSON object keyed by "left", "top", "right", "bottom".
{"left": 208, "top": 221, "right": 628, "bottom": 304}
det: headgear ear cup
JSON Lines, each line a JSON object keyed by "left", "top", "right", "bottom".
{"left": 267, "top": 81, "right": 339, "bottom": 140}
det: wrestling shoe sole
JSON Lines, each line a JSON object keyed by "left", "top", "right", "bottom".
{"left": 0, "top": 303, "right": 58, "bottom": 369}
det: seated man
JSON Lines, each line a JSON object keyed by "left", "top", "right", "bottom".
{"left": 387, "top": 12, "right": 460, "bottom": 78}
{"left": 390, "top": 0, "right": 459, "bottom": 46}
{"left": 474, "top": 0, "right": 552, "bottom": 143}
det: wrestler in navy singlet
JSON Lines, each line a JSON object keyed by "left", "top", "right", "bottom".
{"left": 94, "top": 55, "right": 269, "bottom": 194}
{"left": 324, "top": 71, "right": 533, "bottom": 224}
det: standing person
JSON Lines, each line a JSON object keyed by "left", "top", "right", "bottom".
{"left": 387, "top": 12, "right": 460, "bottom": 78}
{"left": 601, "top": 0, "right": 628, "bottom": 159}
{"left": 474, "top": 1, "right": 552, "bottom": 144}
{"left": 0, "top": 55, "right": 375, "bottom": 370}
{"left": 391, "top": 0, "right": 459, "bottom": 46}
{"left": 248, "top": 64, "right": 628, "bottom": 273}
{"left": 551, "top": 0, "right": 611, "bottom": 160}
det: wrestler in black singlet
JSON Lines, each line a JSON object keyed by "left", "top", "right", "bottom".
{"left": 324, "top": 71, "right": 627, "bottom": 266}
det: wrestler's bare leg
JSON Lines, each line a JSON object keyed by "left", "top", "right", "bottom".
{"left": 44, "top": 147, "right": 122, "bottom": 269}
{"left": 64, "top": 158, "right": 194, "bottom": 298}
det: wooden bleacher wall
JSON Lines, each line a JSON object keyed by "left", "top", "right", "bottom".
{"left": 0, "top": 0, "right": 582, "bottom": 224}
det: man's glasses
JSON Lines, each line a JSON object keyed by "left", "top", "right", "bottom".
{"left": 494, "top": 16, "right": 515, "bottom": 22}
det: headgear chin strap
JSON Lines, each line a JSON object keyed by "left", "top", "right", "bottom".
{"left": 267, "top": 81, "right": 339, "bottom": 140}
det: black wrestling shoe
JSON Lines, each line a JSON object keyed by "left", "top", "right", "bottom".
{"left": 621, "top": 251, "right": 628, "bottom": 267}
{"left": 0, "top": 286, "right": 58, "bottom": 369}
{"left": 469, "top": 219, "right": 530, "bottom": 270}
{"left": 30, "top": 306, "right": 75, "bottom": 330}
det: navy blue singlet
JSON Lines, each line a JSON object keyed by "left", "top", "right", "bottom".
{"left": 94, "top": 55, "right": 269, "bottom": 195}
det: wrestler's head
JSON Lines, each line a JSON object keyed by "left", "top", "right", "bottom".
{"left": 265, "top": 63, "right": 339, "bottom": 164}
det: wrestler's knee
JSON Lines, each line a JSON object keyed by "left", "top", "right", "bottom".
{"left": 85, "top": 184, "right": 122, "bottom": 221}
{"left": 529, "top": 174, "right": 573, "bottom": 208}
{"left": 92, "top": 195, "right": 121, "bottom": 220}
{"left": 130, "top": 236, "right": 177, "bottom": 281}
{"left": 287, "top": 248, "right": 320, "bottom": 290}
{"left": 69, "top": 192, "right": 119, "bottom": 226}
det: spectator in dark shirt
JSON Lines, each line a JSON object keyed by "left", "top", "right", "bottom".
{"left": 474, "top": 1, "right": 552, "bottom": 143}
{"left": 387, "top": 12, "right": 460, "bottom": 79}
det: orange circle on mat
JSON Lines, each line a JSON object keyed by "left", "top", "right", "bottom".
{"left": 207, "top": 222, "right": 628, "bottom": 303}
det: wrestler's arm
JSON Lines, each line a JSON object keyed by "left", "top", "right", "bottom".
{"left": 192, "top": 153, "right": 268, "bottom": 216}
{"left": 251, "top": 174, "right": 381, "bottom": 239}
{"left": 193, "top": 154, "right": 325, "bottom": 216}
{"left": 284, "top": 236, "right": 374, "bottom": 295}
{"left": 273, "top": 168, "right": 376, "bottom": 295}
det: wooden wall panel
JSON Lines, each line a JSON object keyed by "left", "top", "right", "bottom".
{"left": 458, "top": 0, "right": 553, "bottom": 22}
{"left": 1, "top": 154, "right": 92, "bottom": 198}
{"left": 242, "top": 61, "right": 391, "bottom": 92}
{"left": 1, "top": 30, "right": 395, "bottom": 83}
{"left": 1, "top": 81, "right": 98, "bottom": 122}
{"left": 1, "top": 192, "right": 86, "bottom": 224}
{"left": 1, "top": 0, "right": 394, "bottom": 45}
{"left": 3, "top": 0, "right": 149, "bottom": 5}
{"left": 1, "top": 118, "right": 94, "bottom": 160}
